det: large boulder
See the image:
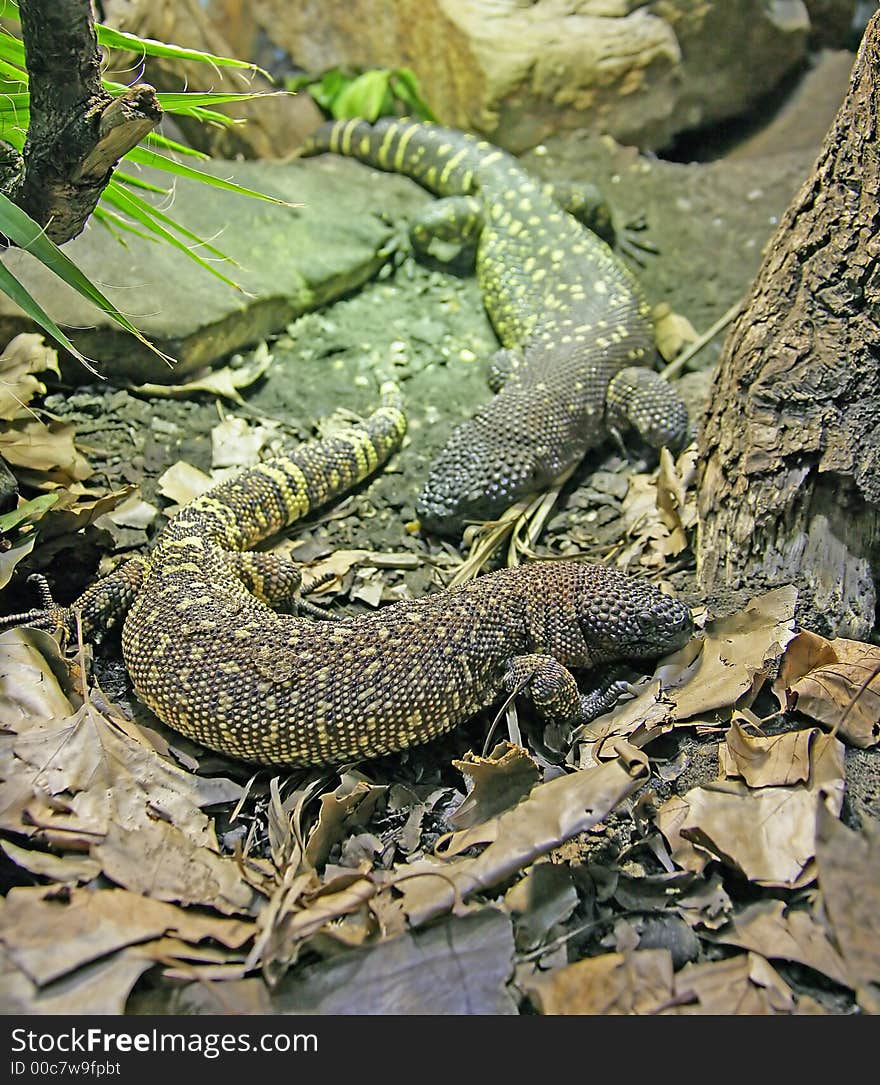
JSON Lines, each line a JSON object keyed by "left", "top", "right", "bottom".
{"left": 248, "top": 0, "right": 815, "bottom": 151}
{"left": 100, "top": 0, "right": 323, "bottom": 159}
{"left": 0, "top": 158, "right": 426, "bottom": 383}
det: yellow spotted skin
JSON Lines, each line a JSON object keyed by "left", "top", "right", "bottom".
{"left": 303, "top": 119, "right": 689, "bottom": 532}
{"left": 4, "top": 381, "right": 694, "bottom": 766}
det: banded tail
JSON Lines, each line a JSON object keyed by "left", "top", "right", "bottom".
{"left": 165, "top": 382, "right": 407, "bottom": 552}
{"left": 301, "top": 118, "right": 498, "bottom": 198}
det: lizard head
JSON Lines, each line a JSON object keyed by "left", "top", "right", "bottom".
{"left": 416, "top": 422, "right": 548, "bottom": 535}
{"left": 574, "top": 564, "right": 695, "bottom": 662}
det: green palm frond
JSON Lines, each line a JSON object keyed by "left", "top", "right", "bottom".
{"left": 0, "top": 1, "right": 293, "bottom": 369}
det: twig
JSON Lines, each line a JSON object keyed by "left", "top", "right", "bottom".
{"left": 660, "top": 297, "right": 744, "bottom": 381}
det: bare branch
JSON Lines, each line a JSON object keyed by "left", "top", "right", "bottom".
{"left": 8, "top": 0, "right": 161, "bottom": 244}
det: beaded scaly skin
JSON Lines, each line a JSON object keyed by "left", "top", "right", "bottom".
{"left": 302, "top": 118, "right": 689, "bottom": 533}
{"left": 1, "top": 383, "right": 693, "bottom": 765}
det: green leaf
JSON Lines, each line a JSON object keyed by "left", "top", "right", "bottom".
{"left": 389, "top": 68, "right": 437, "bottom": 122}
{"left": 0, "top": 491, "right": 58, "bottom": 534}
{"left": 104, "top": 178, "right": 234, "bottom": 262}
{"left": 93, "top": 206, "right": 158, "bottom": 245}
{"left": 0, "top": 259, "right": 100, "bottom": 376}
{"left": 101, "top": 182, "right": 246, "bottom": 292}
{"left": 102, "top": 82, "right": 278, "bottom": 128}
{"left": 0, "top": 30, "right": 25, "bottom": 70}
{"left": 95, "top": 24, "right": 270, "bottom": 79}
{"left": 0, "top": 191, "right": 173, "bottom": 366}
{"left": 294, "top": 64, "right": 437, "bottom": 123}
{"left": 304, "top": 69, "right": 351, "bottom": 111}
{"left": 332, "top": 70, "right": 393, "bottom": 121}
{"left": 153, "top": 91, "right": 285, "bottom": 113}
{"left": 123, "top": 145, "right": 293, "bottom": 205}
{"left": 111, "top": 170, "right": 168, "bottom": 195}
{"left": 143, "top": 130, "right": 209, "bottom": 160}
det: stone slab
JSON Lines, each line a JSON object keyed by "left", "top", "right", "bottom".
{"left": 0, "top": 157, "right": 426, "bottom": 383}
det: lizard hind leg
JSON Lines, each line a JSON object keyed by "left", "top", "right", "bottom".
{"left": 502, "top": 653, "right": 584, "bottom": 723}
{"left": 606, "top": 366, "right": 691, "bottom": 453}
{"left": 503, "top": 654, "right": 634, "bottom": 726}
{"left": 409, "top": 195, "right": 484, "bottom": 263}
{"left": 487, "top": 347, "right": 525, "bottom": 393}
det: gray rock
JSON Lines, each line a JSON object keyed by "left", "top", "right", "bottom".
{"left": 252, "top": 0, "right": 813, "bottom": 152}
{"left": 0, "top": 157, "right": 426, "bottom": 383}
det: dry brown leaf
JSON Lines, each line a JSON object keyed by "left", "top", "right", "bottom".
{"left": 574, "top": 639, "right": 704, "bottom": 759}
{"left": 39, "top": 486, "right": 134, "bottom": 540}
{"left": 0, "top": 628, "right": 76, "bottom": 731}
{"left": 396, "top": 742, "right": 650, "bottom": 926}
{"left": 676, "top": 873, "right": 732, "bottom": 930}
{"left": 210, "top": 416, "right": 272, "bottom": 468}
{"left": 132, "top": 975, "right": 273, "bottom": 1015}
{"left": 449, "top": 741, "right": 540, "bottom": 829}
{"left": 526, "top": 948, "right": 674, "bottom": 1014}
{"left": 655, "top": 732, "right": 845, "bottom": 888}
{"left": 0, "top": 886, "right": 254, "bottom": 987}
{"left": 776, "top": 634, "right": 880, "bottom": 749}
{"left": 92, "top": 819, "right": 256, "bottom": 915}
{"left": 133, "top": 350, "right": 272, "bottom": 406}
{"left": 349, "top": 575, "right": 384, "bottom": 607}
{"left": 774, "top": 629, "right": 838, "bottom": 689}
{"left": 653, "top": 303, "right": 699, "bottom": 361}
{"left": 669, "top": 952, "right": 799, "bottom": 1014}
{"left": 0, "top": 839, "right": 100, "bottom": 885}
{"left": 300, "top": 548, "right": 370, "bottom": 592}
{"left": 718, "top": 717, "right": 817, "bottom": 786}
{"left": 247, "top": 745, "right": 650, "bottom": 961}
{"left": 276, "top": 908, "right": 517, "bottom": 1015}
{"left": 104, "top": 492, "right": 158, "bottom": 530}
{"left": 504, "top": 861, "right": 578, "bottom": 952}
{"left": 652, "top": 793, "right": 716, "bottom": 876}
{"left": 578, "top": 586, "right": 798, "bottom": 759}
{"left": 708, "top": 899, "right": 850, "bottom": 987}
{"left": 0, "top": 334, "right": 60, "bottom": 419}
{"left": 0, "top": 417, "right": 91, "bottom": 483}
{"left": 155, "top": 460, "right": 216, "bottom": 506}
{"left": 10, "top": 698, "right": 243, "bottom": 852}
{"left": 0, "top": 532, "right": 35, "bottom": 590}
{"left": 617, "top": 444, "right": 698, "bottom": 567}
{"left": 177, "top": 909, "right": 516, "bottom": 1016}
{"left": 245, "top": 868, "right": 319, "bottom": 980}
{"left": 385, "top": 784, "right": 430, "bottom": 857}
{"left": 581, "top": 585, "right": 802, "bottom": 763}
{"left": 261, "top": 876, "right": 377, "bottom": 958}
{"left": 657, "top": 445, "right": 698, "bottom": 524}
{"left": 671, "top": 585, "right": 799, "bottom": 719}
{"left": 130, "top": 935, "right": 248, "bottom": 968}
{"left": 305, "top": 772, "right": 387, "bottom": 868}
{"left": 815, "top": 805, "right": 880, "bottom": 1011}
{"left": 0, "top": 945, "right": 151, "bottom": 1016}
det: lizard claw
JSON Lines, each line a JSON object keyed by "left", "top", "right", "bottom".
{"left": 0, "top": 573, "right": 66, "bottom": 634}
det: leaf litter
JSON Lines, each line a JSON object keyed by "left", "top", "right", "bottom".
{"left": 1, "top": 338, "right": 878, "bottom": 1016}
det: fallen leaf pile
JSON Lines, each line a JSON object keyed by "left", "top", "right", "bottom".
{"left": 1, "top": 575, "right": 877, "bottom": 1015}
{"left": 0, "top": 335, "right": 134, "bottom": 589}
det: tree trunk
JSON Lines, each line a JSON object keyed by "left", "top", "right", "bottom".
{"left": 696, "top": 11, "right": 880, "bottom": 640}
{"left": 0, "top": 0, "right": 161, "bottom": 245}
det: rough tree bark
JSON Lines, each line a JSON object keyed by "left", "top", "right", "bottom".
{"left": 696, "top": 11, "right": 880, "bottom": 639}
{"left": 0, "top": 0, "right": 161, "bottom": 244}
